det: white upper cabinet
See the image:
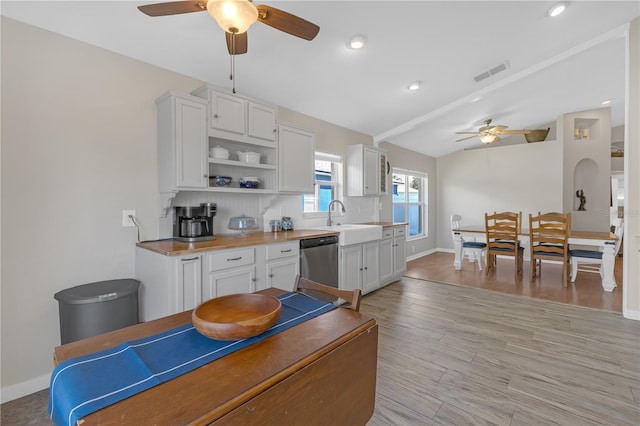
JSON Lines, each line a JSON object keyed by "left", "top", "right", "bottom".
{"left": 346, "top": 144, "right": 388, "bottom": 196}
{"left": 192, "top": 85, "right": 277, "bottom": 146}
{"left": 210, "top": 90, "right": 245, "bottom": 135}
{"left": 278, "top": 123, "right": 315, "bottom": 193}
{"left": 248, "top": 102, "right": 278, "bottom": 142}
{"left": 156, "top": 91, "right": 209, "bottom": 193}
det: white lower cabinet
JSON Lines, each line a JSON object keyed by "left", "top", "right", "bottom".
{"left": 203, "top": 247, "right": 256, "bottom": 300}
{"left": 204, "top": 265, "right": 256, "bottom": 300}
{"left": 136, "top": 248, "right": 203, "bottom": 322}
{"left": 263, "top": 241, "right": 300, "bottom": 292}
{"left": 379, "top": 237, "right": 394, "bottom": 284}
{"left": 136, "top": 241, "right": 303, "bottom": 322}
{"left": 379, "top": 225, "right": 407, "bottom": 287}
{"left": 340, "top": 242, "right": 379, "bottom": 295}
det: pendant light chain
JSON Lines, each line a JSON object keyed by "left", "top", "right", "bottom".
{"left": 229, "top": 32, "right": 237, "bottom": 94}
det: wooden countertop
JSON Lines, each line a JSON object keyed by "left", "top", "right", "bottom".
{"left": 137, "top": 229, "right": 340, "bottom": 256}
{"left": 360, "top": 222, "right": 407, "bottom": 228}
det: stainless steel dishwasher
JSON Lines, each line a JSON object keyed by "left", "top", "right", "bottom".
{"left": 299, "top": 235, "right": 339, "bottom": 302}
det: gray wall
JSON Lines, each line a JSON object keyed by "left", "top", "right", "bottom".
{"left": 379, "top": 141, "right": 438, "bottom": 258}
{"left": 436, "top": 140, "right": 564, "bottom": 250}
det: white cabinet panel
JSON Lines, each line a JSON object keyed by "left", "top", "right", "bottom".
{"left": 362, "top": 242, "right": 380, "bottom": 294}
{"left": 204, "top": 266, "right": 256, "bottom": 300}
{"left": 266, "top": 258, "right": 299, "bottom": 292}
{"left": 211, "top": 90, "right": 245, "bottom": 135}
{"left": 345, "top": 144, "right": 387, "bottom": 196}
{"left": 248, "top": 102, "right": 277, "bottom": 141}
{"left": 278, "top": 124, "right": 315, "bottom": 193}
{"left": 156, "top": 91, "right": 208, "bottom": 194}
{"left": 379, "top": 238, "right": 393, "bottom": 284}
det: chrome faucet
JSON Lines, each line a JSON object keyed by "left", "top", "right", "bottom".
{"left": 327, "top": 199, "right": 346, "bottom": 226}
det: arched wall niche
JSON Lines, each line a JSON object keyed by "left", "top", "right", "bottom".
{"left": 573, "top": 158, "right": 599, "bottom": 212}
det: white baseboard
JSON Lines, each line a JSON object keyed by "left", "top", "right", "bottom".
{"left": 1, "top": 373, "right": 50, "bottom": 403}
{"left": 623, "top": 307, "right": 640, "bottom": 321}
{"left": 407, "top": 248, "right": 438, "bottom": 262}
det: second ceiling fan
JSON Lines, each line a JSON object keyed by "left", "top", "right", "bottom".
{"left": 137, "top": 0, "right": 320, "bottom": 55}
{"left": 455, "top": 119, "right": 531, "bottom": 144}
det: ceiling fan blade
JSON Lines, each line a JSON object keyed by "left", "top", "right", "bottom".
{"left": 456, "top": 135, "right": 480, "bottom": 142}
{"left": 225, "top": 31, "right": 248, "bottom": 55}
{"left": 256, "top": 5, "right": 320, "bottom": 40}
{"left": 138, "top": 1, "right": 206, "bottom": 16}
{"left": 455, "top": 131, "right": 481, "bottom": 135}
{"left": 496, "top": 129, "right": 532, "bottom": 135}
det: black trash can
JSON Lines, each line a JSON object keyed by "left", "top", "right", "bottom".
{"left": 54, "top": 279, "right": 140, "bottom": 344}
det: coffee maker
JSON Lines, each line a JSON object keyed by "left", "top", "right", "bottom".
{"left": 173, "top": 203, "right": 217, "bottom": 242}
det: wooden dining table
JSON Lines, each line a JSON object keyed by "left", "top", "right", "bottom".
{"left": 53, "top": 288, "right": 379, "bottom": 425}
{"left": 452, "top": 226, "right": 618, "bottom": 291}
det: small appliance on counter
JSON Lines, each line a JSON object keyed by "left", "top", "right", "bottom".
{"left": 173, "top": 203, "right": 217, "bottom": 242}
{"left": 228, "top": 215, "right": 260, "bottom": 235}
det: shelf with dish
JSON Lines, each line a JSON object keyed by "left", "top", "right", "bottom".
{"left": 208, "top": 158, "right": 277, "bottom": 170}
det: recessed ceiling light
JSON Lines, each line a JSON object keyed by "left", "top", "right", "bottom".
{"left": 347, "top": 35, "right": 366, "bottom": 50}
{"left": 471, "top": 96, "right": 483, "bottom": 103}
{"left": 548, "top": 2, "right": 567, "bottom": 17}
{"left": 408, "top": 81, "right": 421, "bottom": 91}
{"left": 602, "top": 99, "right": 612, "bottom": 105}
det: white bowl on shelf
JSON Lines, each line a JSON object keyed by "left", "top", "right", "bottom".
{"left": 210, "top": 146, "right": 230, "bottom": 160}
{"left": 237, "top": 151, "right": 261, "bottom": 164}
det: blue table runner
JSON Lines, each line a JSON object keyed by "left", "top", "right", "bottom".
{"left": 48, "top": 292, "right": 335, "bottom": 426}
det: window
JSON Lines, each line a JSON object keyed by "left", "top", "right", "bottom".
{"left": 392, "top": 168, "right": 427, "bottom": 238}
{"left": 302, "top": 152, "right": 342, "bottom": 215}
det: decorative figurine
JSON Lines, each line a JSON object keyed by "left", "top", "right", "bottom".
{"left": 576, "top": 189, "right": 586, "bottom": 211}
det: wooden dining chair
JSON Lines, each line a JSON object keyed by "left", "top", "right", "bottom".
{"left": 529, "top": 212, "right": 571, "bottom": 286}
{"left": 294, "top": 275, "right": 361, "bottom": 312}
{"left": 485, "top": 211, "right": 524, "bottom": 276}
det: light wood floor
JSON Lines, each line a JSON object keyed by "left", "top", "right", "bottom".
{"left": 2, "top": 274, "right": 637, "bottom": 425}
{"left": 405, "top": 251, "right": 623, "bottom": 313}
{"left": 364, "top": 277, "right": 640, "bottom": 425}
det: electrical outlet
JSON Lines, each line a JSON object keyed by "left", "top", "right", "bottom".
{"left": 122, "top": 210, "right": 136, "bottom": 227}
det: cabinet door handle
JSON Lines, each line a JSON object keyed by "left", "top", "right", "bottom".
{"left": 213, "top": 113, "right": 219, "bottom": 118}
{"left": 359, "top": 268, "right": 363, "bottom": 271}
{"left": 364, "top": 266, "right": 368, "bottom": 270}
{"left": 227, "top": 256, "right": 242, "bottom": 261}
{"left": 203, "top": 173, "right": 208, "bottom": 178}
{"left": 269, "top": 274, "right": 274, "bottom": 278}
{"left": 181, "top": 257, "right": 199, "bottom": 262}
{"left": 252, "top": 278, "right": 256, "bottom": 282}
{"left": 280, "top": 249, "right": 292, "bottom": 253}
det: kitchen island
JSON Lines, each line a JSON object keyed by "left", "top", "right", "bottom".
{"left": 53, "top": 288, "right": 378, "bottom": 425}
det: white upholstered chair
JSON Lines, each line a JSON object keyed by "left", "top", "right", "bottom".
{"left": 450, "top": 214, "right": 486, "bottom": 270}
{"left": 570, "top": 221, "right": 623, "bottom": 283}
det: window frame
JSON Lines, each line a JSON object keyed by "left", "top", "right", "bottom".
{"left": 302, "top": 151, "right": 344, "bottom": 219}
{"left": 392, "top": 168, "right": 427, "bottom": 240}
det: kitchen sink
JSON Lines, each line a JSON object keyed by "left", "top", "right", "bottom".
{"left": 313, "top": 224, "right": 383, "bottom": 246}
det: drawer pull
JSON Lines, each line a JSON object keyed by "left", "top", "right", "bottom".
{"left": 227, "top": 256, "right": 242, "bottom": 261}
{"left": 182, "top": 257, "right": 199, "bottom": 262}
{"left": 280, "top": 249, "right": 292, "bottom": 253}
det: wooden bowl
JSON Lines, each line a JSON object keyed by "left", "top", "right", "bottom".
{"left": 192, "top": 294, "right": 282, "bottom": 341}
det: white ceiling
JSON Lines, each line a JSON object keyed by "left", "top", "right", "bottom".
{"left": 2, "top": 1, "right": 638, "bottom": 157}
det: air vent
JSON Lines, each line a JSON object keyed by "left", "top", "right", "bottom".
{"left": 473, "top": 61, "right": 510, "bottom": 82}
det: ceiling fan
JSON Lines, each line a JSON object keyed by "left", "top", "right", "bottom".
{"left": 455, "top": 119, "right": 531, "bottom": 144}
{"left": 137, "top": 0, "right": 320, "bottom": 56}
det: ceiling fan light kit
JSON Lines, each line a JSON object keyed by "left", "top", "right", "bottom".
{"left": 207, "top": 0, "right": 258, "bottom": 34}
{"left": 480, "top": 134, "right": 499, "bottom": 144}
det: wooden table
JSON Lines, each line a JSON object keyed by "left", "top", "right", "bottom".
{"left": 452, "top": 227, "right": 618, "bottom": 291}
{"left": 53, "top": 288, "right": 378, "bottom": 425}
